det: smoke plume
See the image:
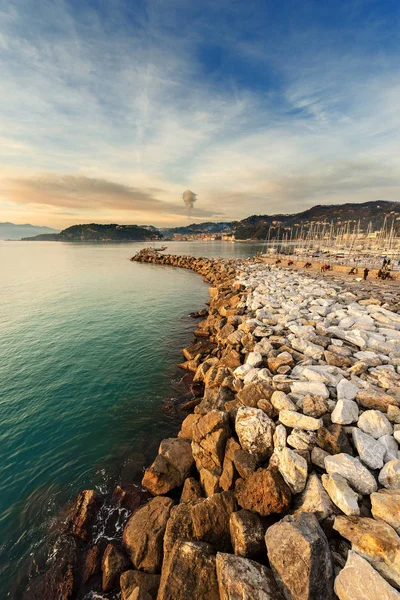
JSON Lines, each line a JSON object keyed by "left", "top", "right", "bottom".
{"left": 182, "top": 189, "right": 197, "bottom": 217}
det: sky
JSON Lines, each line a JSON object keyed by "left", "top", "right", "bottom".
{"left": 1, "top": 0, "right": 400, "bottom": 229}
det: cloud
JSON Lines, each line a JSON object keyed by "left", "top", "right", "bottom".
{"left": 2, "top": 174, "right": 221, "bottom": 219}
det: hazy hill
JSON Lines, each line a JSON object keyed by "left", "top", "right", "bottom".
{"left": 23, "top": 223, "right": 162, "bottom": 242}
{"left": 0, "top": 222, "right": 59, "bottom": 240}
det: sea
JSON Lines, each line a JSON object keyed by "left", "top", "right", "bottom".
{"left": 0, "top": 240, "right": 263, "bottom": 596}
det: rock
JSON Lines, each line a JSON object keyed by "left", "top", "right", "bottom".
{"left": 237, "top": 381, "right": 274, "bottom": 407}
{"left": 388, "top": 406, "right": 400, "bottom": 424}
{"left": 357, "top": 388, "right": 400, "bottom": 412}
{"left": 334, "top": 515, "right": 400, "bottom": 588}
{"left": 317, "top": 424, "right": 353, "bottom": 455}
{"left": 302, "top": 395, "right": 329, "bottom": 418}
{"left": 277, "top": 447, "right": 308, "bottom": 494}
{"left": 352, "top": 428, "right": 385, "bottom": 470}
{"left": 120, "top": 570, "right": 160, "bottom": 600}
{"left": 81, "top": 545, "right": 101, "bottom": 586}
{"left": 216, "top": 553, "right": 282, "bottom": 599}
{"left": 322, "top": 473, "right": 359, "bottom": 516}
{"left": 274, "top": 423, "right": 287, "bottom": 449}
{"left": 379, "top": 460, "right": 400, "bottom": 490}
{"left": 235, "top": 468, "right": 291, "bottom": 517}
{"left": 191, "top": 491, "right": 236, "bottom": 551}
{"left": 379, "top": 435, "right": 399, "bottom": 463}
{"left": 279, "top": 410, "right": 322, "bottom": 431}
{"left": 294, "top": 473, "right": 335, "bottom": 521}
{"left": 123, "top": 496, "right": 173, "bottom": 573}
{"left": 142, "top": 438, "right": 194, "bottom": 495}
{"left": 268, "top": 351, "right": 294, "bottom": 373}
{"left": 337, "top": 379, "right": 359, "bottom": 402}
{"left": 157, "top": 540, "right": 219, "bottom": 600}
{"left": 235, "top": 406, "right": 274, "bottom": 461}
{"left": 371, "top": 490, "right": 400, "bottom": 534}
{"left": 358, "top": 410, "right": 393, "bottom": 439}
{"left": 233, "top": 448, "right": 257, "bottom": 478}
{"left": 334, "top": 551, "right": 400, "bottom": 600}
{"left": 179, "top": 414, "right": 201, "bottom": 440}
{"left": 102, "top": 543, "right": 130, "bottom": 592}
{"left": 246, "top": 351, "right": 264, "bottom": 368}
{"left": 163, "top": 502, "right": 196, "bottom": 561}
{"left": 271, "top": 391, "right": 297, "bottom": 411}
{"left": 68, "top": 489, "right": 101, "bottom": 541}
{"left": 311, "top": 446, "right": 329, "bottom": 469}
{"left": 127, "top": 589, "right": 153, "bottom": 600}
{"left": 111, "top": 484, "right": 151, "bottom": 512}
{"left": 325, "top": 453, "right": 377, "bottom": 495}
{"left": 229, "top": 509, "right": 265, "bottom": 558}
{"left": 291, "top": 381, "right": 329, "bottom": 399}
{"left": 325, "top": 350, "right": 352, "bottom": 368}
{"left": 331, "top": 400, "right": 359, "bottom": 425}
{"left": 181, "top": 477, "right": 203, "bottom": 503}
{"left": 191, "top": 411, "right": 230, "bottom": 490}
{"left": 265, "top": 512, "right": 334, "bottom": 600}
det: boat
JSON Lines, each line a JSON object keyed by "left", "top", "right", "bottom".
{"left": 154, "top": 245, "right": 167, "bottom": 251}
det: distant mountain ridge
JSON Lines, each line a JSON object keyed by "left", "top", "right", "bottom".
{"left": 0, "top": 222, "right": 59, "bottom": 240}
{"left": 20, "top": 200, "right": 400, "bottom": 242}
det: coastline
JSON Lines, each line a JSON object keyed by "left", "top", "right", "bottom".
{"left": 23, "top": 249, "right": 400, "bottom": 600}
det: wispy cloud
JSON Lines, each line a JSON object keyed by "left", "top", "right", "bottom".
{"left": 1, "top": 0, "right": 400, "bottom": 227}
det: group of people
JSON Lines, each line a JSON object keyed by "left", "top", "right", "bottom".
{"left": 377, "top": 258, "right": 393, "bottom": 280}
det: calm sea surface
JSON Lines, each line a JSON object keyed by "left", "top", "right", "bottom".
{"left": 0, "top": 240, "right": 263, "bottom": 595}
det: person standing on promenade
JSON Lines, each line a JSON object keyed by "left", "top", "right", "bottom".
{"left": 363, "top": 267, "right": 369, "bottom": 280}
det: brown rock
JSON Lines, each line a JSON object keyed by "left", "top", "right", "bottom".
{"left": 268, "top": 351, "right": 294, "bottom": 374}
{"left": 233, "top": 449, "right": 257, "bottom": 479}
{"left": 183, "top": 340, "right": 217, "bottom": 361}
{"left": 334, "top": 515, "right": 400, "bottom": 588}
{"left": 122, "top": 496, "right": 173, "bottom": 574}
{"left": 120, "top": 570, "right": 160, "bottom": 600}
{"left": 68, "top": 489, "right": 101, "bottom": 541}
{"left": 317, "top": 424, "right": 353, "bottom": 455}
{"left": 178, "top": 414, "right": 201, "bottom": 440}
{"left": 235, "top": 468, "right": 291, "bottom": 517}
{"left": 199, "top": 468, "right": 221, "bottom": 497}
{"left": 142, "top": 438, "right": 193, "bottom": 495}
{"left": 102, "top": 543, "right": 130, "bottom": 592}
{"left": 229, "top": 509, "right": 265, "bottom": 557}
{"left": 357, "top": 389, "right": 400, "bottom": 412}
{"left": 303, "top": 394, "right": 329, "bottom": 418}
{"left": 371, "top": 490, "right": 400, "bottom": 534}
{"left": 265, "top": 512, "right": 334, "bottom": 600}
{"left": 180, "top": 477, "right": 203, "bottom": 503}
{"left": 191, "top": 491, "right": 237, "bottom": 551}
{"left": 81, "top": 545, "right": 101, "bottom": 586}
{"left": 219, "top": 349, "right": 242, "bottom": 369}
{"left": 324, "top": 351, "right": 352, "bottom": 368}
{"left": 111, "top": 484, "right": 152, "bottom": 513}
{"left": 237, "top": 381, "right": 274, "bottom": 407}
{"left": 163, "top": 502, "right": 195, "bottom": 559}
{"left": 334, "top": 551, "right": 399, "bottom": 600}
{"left": 127, "top": 588, "right": 153, "bottom": 600}
{"left": 216, "top": 553, "right": 282, "bottom": 599}
{"left": 157, "top": 540, "right": 219, "bottom": 600}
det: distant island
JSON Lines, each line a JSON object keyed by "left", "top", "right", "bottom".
{"left": 21, "top": 200, "right": 400, "bottom": 242}
{"left": 0, "top": 222, "right": 59, "bottom": 240}
{"left": 22, "top": 223, "right": 162, "bottom": 242}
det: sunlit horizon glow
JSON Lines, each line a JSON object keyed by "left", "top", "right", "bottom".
{"left": 1, "top": 1, "right": 400, "bottom": 229}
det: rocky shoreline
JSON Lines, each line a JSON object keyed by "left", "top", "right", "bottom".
{"left": 24, "top": 248, "right": 400, "bottom": 599}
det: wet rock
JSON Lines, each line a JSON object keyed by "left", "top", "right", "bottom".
{"left": 331, "top": 400, "right": 359, "bottom": 425}
{"left": 111, "top": 484, "right": 152, "bottom": 513}
{"left": 371, "top": 490, "right": 400, "bottom": 534}
{"left": 325, "top": 453, "right": 377, "bottom": 495}
{"left": 191, "top": 491, "right": 236, "bottom": 551}
{"left": 181, "top": 477, "right": 203, "bottom": 503}
{"left": 229, "top": 509, "right": 265, "bottom": 557}
{"left": 102, "top": 543, "right": 130, "bottom": 592}
{"left": 334, "top": 515, "right": 400, "bottom": 588}
{"left": 322, "top": 473, "right": 359, "bottom": 516}
{"left": 358, "top": 410, "right": 393, "bottom": 439}
{"left": 235, "top": 468, "right": 291, "bottom": 516}
{"left": 157, "top": 540, "right": 219, "bottom": 600}
{"left": 235, "top": 406, "right": 274, "bottom": 462}
{"left": 379, "top": 460, "right": 400, "bottom": 490}
{"left": 120, "top": 570, "right": 161, "bottom": 600}
{"left": 334, "top": 550, "right": 400, "bottom": 600}
{"left": 277, "top": 447, "right": 308, "bottom": 494}
{"left": 68, "top": 489, "right": 101, "bottom": 541}
{"left": 265, "top": 512, "right": 334, "bottom": 600}
{"left": 352, "top": 428, "right": 385, "bottom": 470}
{"left": 123, "top": 496, "right": 173, "bottom": 574}
{"left": 216, "top": 553, "right": 282, "bottom": 599}
{"left": 142, "top": 438, "right": 194, "bottom": 495}
{"left": 81, "top": 545, "right": 101, "bottom": 586}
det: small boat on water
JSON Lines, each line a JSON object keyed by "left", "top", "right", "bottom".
{"left": 154, "top": 245, "right": 167, "bottom": 251}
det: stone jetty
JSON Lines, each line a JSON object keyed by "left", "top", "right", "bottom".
{"left": 25, "top": 248, "right": 400, "bottom": 599}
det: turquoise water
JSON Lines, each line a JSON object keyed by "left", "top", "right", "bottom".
{"left": 0, "top": 240, "right": 262, "bottom": 595}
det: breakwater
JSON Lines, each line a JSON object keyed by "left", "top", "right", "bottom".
{"left": 25, "top": 249, "right": 400, "bottom": 600}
